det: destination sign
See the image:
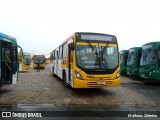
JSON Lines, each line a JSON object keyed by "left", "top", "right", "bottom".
{"left": 76, "top": 33, "right": 116, "bottom": 42}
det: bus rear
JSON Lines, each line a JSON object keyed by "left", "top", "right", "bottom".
{"left": 139, "top": 42, "right": 160, "bottom": 80}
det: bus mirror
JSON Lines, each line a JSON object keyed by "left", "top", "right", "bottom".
{"left": 70, "top": 43, "right": 75, "bottom": 50}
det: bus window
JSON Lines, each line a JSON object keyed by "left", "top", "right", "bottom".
{"left": 63, "top": 43, "right": 67, "bottom": 59}
{"left": 59, "top": 46, "right": 63, "bottom": 59}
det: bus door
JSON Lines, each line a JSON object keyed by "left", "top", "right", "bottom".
{"left": 68, "top": 43, "right": 74, "bottom": 83}
{"left": 55, "top": 50, "right": 59, "bottom": 75}
{"left": 1, "top": 41, "right": 12, "bottom": 84}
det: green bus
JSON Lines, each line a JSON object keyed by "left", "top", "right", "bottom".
{"left": 139, "top": 42, "right": 160, "bottom": 80}
{"left": 120, "top": 50, "right": 129, "bottom": 74}
{"left": 126, "top": 47, "right": 142, "bottom": 76}
{"left": 0, "top": 33, "right": 22, "bottom": 86}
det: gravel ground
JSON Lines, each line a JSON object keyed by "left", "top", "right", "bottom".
{"left": 0, "top": 64, "right": 157, "bottom": 107}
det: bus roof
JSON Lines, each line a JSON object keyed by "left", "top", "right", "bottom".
{"left": 75, "top": 32, "right": 116, "bottom": 36}
{"left": 142, "top": 41, "right": 160, "bottom": 46}
{"left": 63, "top": 32, "right": 116, "bottom": 44}
{"left": 0, "top": 32, "right": 17, "bottom": 42}
{"left": 33, "top": 55, "right": 45, "bottom": 57}
{"left": 120, "top": 50, "right": 129, "bottom": 53}
{"left": 129, "top": 47, "right": 142, "bottom": 50}
{"left": 55, "top": 32, "right": 118, "bottom": 51}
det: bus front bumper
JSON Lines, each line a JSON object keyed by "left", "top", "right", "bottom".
{"left": 73, "top": 77, "right": 120, "bottom": 88}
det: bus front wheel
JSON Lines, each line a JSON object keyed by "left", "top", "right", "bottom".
{"left": 63, "top": 73, "right": 69, "bottom": 88}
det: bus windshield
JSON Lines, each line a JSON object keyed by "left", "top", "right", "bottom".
{"left": 34, "top": 57, "right": 45, "bottom": 64}
{"left": 120, "top": 54, "right": 127, "bottom": 64}
{"left": 76, "top": 44, "right": 118, "bottom": 70}
{"left": 23, "top": 56, "right": 31, "bottom": 65}
{"left": 127, "top": 52, "right": 136, "bottom": 65}
{"left": 140, "top": 49, "right": 157, "bottom": 65}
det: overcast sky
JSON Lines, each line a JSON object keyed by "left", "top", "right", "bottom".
{"left": 0, "top": 0, "right": 160, "bottom": 55}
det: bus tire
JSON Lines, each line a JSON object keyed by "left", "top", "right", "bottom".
{"left": 63, "top": 72, "right": 69, "bottom": 88}
{"left": 52, "top": 67, "right": 56, "bottom": 77}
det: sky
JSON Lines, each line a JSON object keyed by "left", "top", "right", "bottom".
{"left": 0, "top": 0, "right": 160, "bottom": 55}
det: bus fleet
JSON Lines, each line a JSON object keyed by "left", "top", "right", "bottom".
{"left": 1, "top": 31, "right": 160, "bottom": 89}
{"left": 120, "top": 42, "right": 160, "bottom": 81}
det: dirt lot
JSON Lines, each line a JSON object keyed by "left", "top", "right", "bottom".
{"left": 1, "top": 64, "right": 159, "bottom": 109}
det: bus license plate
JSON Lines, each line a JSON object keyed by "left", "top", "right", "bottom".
{"left": 97, "top": 81, "right": 106, "bottom": 85}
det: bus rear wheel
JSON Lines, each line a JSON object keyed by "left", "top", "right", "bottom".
{"left": 52, "top": 67, "right": 56, "bottom": 77}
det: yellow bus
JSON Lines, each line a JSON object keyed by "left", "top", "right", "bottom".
{"left": 18, "top": 52, "right": 31, "bottom": 71}
{"left": 33, "top": 55, "right": 46, "bottom": 69}
{"left": 50, "top": 32, "right": 120, "bottom": 88}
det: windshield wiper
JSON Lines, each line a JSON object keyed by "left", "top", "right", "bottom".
{"left": 86, "top": 41, "right": 98, "bottom": 56}
{"left": 99, "top": 41, "right": 109, "bottom": 62}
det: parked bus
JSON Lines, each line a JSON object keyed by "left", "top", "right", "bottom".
{"left": 126, "top": 47, "right": 142, "bottom": 76}
{"left": 0, "top": 33, "right": 22, "bottom": 86}
{"left": 139, "top": 42, "right": 160, "bottom": 80}
{"left": 50, "top": 32, "right": 120, "bottom": 88}
{"left": 45, "top": 55, "right": 50, "bottom": 64}
{"left": 33, "top": 55, "right": 46, "bottom": 69}
{"left": 18, "top": 51, "right": 31, "bottom": 71}
{"left": 120, "top": 50, "right": 128, "bottom": 74}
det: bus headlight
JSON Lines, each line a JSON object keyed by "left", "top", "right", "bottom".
{"left": 116, "top": 71, "right": 120, "bottom": 78}
{"left": 75, "top": 71, "right": 83, "bottom": 80}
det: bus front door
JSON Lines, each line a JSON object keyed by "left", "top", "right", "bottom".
{"left": 68, "top": 44, "right": 72, "bottom": 83}
{"left": 55, "top": 51, "right": 59, "bottom": 75}
{"left": 1, "top": 41, "right": 12, "bottom": 85}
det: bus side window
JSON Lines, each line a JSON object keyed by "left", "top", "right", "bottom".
{"left": 53, "top": 51, "right": 55, "bottom": 60}
{"left": 56, "top": 51, "right": 59, "bottom": 59}
{"left": 63, "top": 43, "right": 67, "bottom": 59}
{"left": 59, "top": 46, "right": 63, "bottom": 59}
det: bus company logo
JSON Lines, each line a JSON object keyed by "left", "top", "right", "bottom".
{"left": 2, "top": 112, "right": 11, "bottom": 117}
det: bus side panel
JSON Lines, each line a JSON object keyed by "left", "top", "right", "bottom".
{"left": 53, "top": 59, "right": 56, "bottom": 73}
{"left": 12, "top": 72, "right": 17, "bottom": 84}
{"left": 57, "top": 59, "right": 63, "bottom": 79}
{"left": 19, "top": 63, "right": 22, "bottom": 71}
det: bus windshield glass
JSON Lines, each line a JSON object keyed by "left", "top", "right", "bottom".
{"left": 34, "top": 57, "right": 45, "bottom": 64}
{"left": 23, "top": 56, "right": 31, "bottom": 65}
{"left": 140, "top": 49, "right": 157, "bottom": 65}
{"left": 76, "top": 44, "right": 118, "bottom": 70}
{"left": 120, "top": 53, "right": 127, "bottom": 64}
{"left": 127, "top": 52, "right": 136, "bottom": 65}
